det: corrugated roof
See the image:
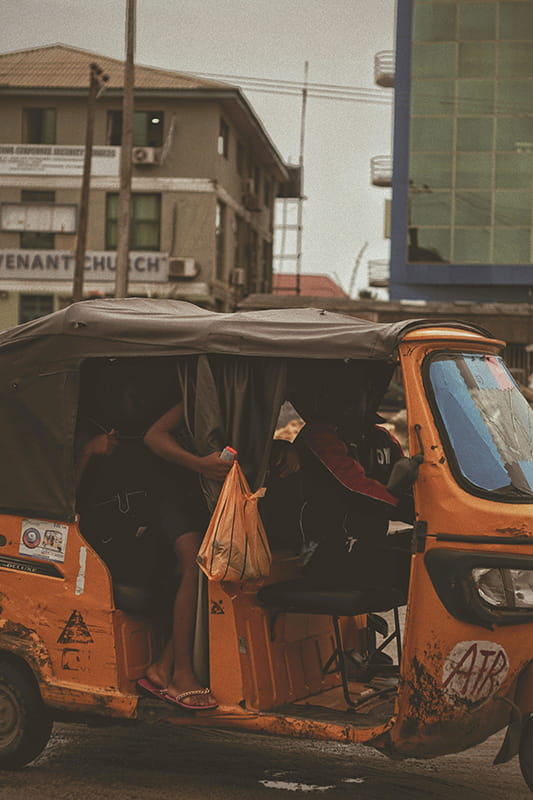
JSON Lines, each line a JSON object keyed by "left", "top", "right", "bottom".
{"left": 272, "top": 274, "right": 349, "bottom": 298}
{"left": 0, "top": 44, "right": 230, "bottom": 91}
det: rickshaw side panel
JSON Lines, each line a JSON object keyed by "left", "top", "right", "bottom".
{"left": 0, "top": 513, "right": 141, "bottom": 718}
{"left": 208, "top": 553, "right": 341, "bottom": 712}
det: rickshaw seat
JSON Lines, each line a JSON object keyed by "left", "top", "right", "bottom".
{"left": 114, "top": 583, "right": 152, "bottom": 614}
{"left": 257, "top": 580, "right": 404, "bottom": 616}
{"left": 256, "top": 579, "right": 405, "bottom": 708}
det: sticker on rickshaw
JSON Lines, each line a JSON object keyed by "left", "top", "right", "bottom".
{"left": 442, "top": 640, "right": 509, "bottom": 704}
{"left": 19, "top": 518, "right": 69, "bottom": 563}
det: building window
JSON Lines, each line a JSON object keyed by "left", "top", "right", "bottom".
{"left": 4, "top": 202, "right": 76, "bottom": 235}
{"left": 107, "top": 111, "right": 122, "bottom": 146}
{"left": 21, "top": 191, "right": 55, "bottom": 203}
{"left": 106, "top": 193, "right": 161, "bottom": 250}
{"left": 216, "top": 201, "right": 226, "bottom": 279}
{"left": 218, "top": 119, "right": 229, "bottom": 158}
{"left": 20, "top": 231, "right": 55, "bottom": 249}
{"left": 107, "top": 110, "right": 164, "bottom": 147}
{"left": 22, "top": 108, "right": 56, "bottom": 144}
{"left": 18, "top": 294, "right": 54, "bottom": 324}
{"left": 18, "top": 191, "right": 56, "bottom": 249}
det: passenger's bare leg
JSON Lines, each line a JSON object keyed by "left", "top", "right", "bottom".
{"left": 147, "top": 531, "right": 216, "bottom": 708}
{"left": 167, "top": 532, "right": 216, "bottom": 707}
{"left": 146, "top": 640, "right": 172, "bottom": 690}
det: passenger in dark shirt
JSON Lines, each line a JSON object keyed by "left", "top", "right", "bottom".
{"left": 294, "top": 414, "right": 413, "bottom": 592}
{"left": 271, "top": 362, "right": 416, "bottom": 592}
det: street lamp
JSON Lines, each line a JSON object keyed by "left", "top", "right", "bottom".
{"left": 72, "top": 62, "right": 109, "bottom": 304}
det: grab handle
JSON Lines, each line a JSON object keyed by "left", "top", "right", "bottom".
{"left": 413, "top": 423, "right": 425, "bottom": 463}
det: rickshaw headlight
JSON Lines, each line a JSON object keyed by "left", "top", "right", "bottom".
{"left": 472, "top": 568, "right": 533, "bottom": 609}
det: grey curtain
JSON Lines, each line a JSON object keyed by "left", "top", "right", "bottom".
{"left": 178, "top": 354, "right": 287, "bottom": 509}
{"left": 178, "top": 353, "right": 287, "bottom": 684}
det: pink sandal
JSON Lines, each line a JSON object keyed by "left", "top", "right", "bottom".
{"left": 164, "top": 687, "right": 218, "bottom": 711}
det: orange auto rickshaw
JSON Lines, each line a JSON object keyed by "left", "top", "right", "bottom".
{"left": 0, "top": 299, "right": 533, "bottom": 790}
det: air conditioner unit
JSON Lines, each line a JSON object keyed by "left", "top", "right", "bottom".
{"left": 131, "top": 146, "right": 157, "bottom": 165}
{"left": 231, "top": 268, "right": 246, "bottom": 286}
{"left": 169, "top": 257, "right": 199, "bottom": 279}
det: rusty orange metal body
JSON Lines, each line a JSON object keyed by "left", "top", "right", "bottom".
{"left": 1, "top": 324, "right": 533, "bottom": 770}
{"left": 385, "top": 330, "right": 533, "bottom": 758}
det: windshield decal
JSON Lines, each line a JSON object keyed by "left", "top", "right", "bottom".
{"left": 485, "top": 356, "right": 515, "bottom": 391}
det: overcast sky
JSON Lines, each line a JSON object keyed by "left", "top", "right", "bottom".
{"left": 1, "top": 0, "right": 396, "bottom": 296}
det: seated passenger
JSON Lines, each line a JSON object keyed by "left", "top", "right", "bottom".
{"left": 274, "top": 362, "right": 416, "bottom": 594}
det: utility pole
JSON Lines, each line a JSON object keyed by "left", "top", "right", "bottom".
{"left": 115, "top": 0, "right": 136, "bottom": 298}
{"left": 295, "top": 61, "right": 308, "bottom": 296}
{"left": 72, "top": 63, "right": 108, "bottom": 303}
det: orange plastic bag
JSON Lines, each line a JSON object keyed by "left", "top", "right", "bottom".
{"left": 196, "top": 461, "right": 272, "bottom": 582}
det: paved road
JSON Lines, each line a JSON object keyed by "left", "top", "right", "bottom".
{"left": 0, "top": 720, "right": 530, "bottom": 799}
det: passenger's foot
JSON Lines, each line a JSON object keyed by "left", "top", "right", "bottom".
{"left": 136, "top": 677, "right": 168, "bottom": 701}
{"left": 145, "top": 663, "right": 169, "bottom": 692}
{"left": 165, "top": 676, "right": 217, "bottom": 710}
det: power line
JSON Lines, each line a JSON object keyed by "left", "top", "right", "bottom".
{"left": 238, "top": 85, "right": 392, "bottom": 105}
{"left": 189, "top": 70, "right": 393, "bottom": 105}
{"left": 221, "top": 72, "right": 531, "bottom": 112}
{"left": 235, "top": 79, "right": 387, "bottom": 99}
{"left": 193, "top": 70, "right": 390, "bottom": 96}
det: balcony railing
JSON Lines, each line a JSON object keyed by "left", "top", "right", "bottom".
{"left": 368, "top": 259, "right": 390, "bottom": 288}
{"left": 370, "top": 155, "right": 392, "bottom": 187}
{"left": 374, "top": 50, "right": 395, "bottom": 88}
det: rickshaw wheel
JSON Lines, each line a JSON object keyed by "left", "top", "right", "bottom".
{"left": 0, "top": 660, "right": 52, "bottom": 769}
{"left": 519, "top": 715, "right": 533, "bottom": 792}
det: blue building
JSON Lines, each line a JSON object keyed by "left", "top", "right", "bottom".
{"left": 390, "top": 0, "right": 533, "bottom": 302}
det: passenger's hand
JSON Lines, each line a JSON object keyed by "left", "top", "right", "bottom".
{"left": 84, "top": 430, "right": 118, "bottom": 458}
{"left": 199, "top": 451, "right": 233, "bottom": 482}
{"left": 272, "top": 441, "right": 300, "bottom": 478}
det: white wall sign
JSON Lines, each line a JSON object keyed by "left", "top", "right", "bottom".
{"left": 1, "top": 203, "right": 77, "bottom": 233}
{"left": 0, "top": 144, "right": 120, "bottom": 176}
{"left": 0, "top": 250, "right": 169, "bottom": 282}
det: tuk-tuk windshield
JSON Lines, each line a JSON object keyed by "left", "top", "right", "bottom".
{"left": 428, "top": 353, "right": 533, "bottom": 500}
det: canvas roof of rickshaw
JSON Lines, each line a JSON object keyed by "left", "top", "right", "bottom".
{"left": 0, "top": 298, "right": 494, "bottom": 366}
{"left": 0, "top": 299, "right": 495, "bottom": 522}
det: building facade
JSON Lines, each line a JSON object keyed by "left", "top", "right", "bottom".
{"left": 390, "top": 0, "right": 533, "bottom": 302}
{"left": 0, "top": 45, "right": 294, "bottom": 328}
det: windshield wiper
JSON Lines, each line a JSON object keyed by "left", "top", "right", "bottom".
{"left": 492, "top": 484, "right": 533, "bottom": 499}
